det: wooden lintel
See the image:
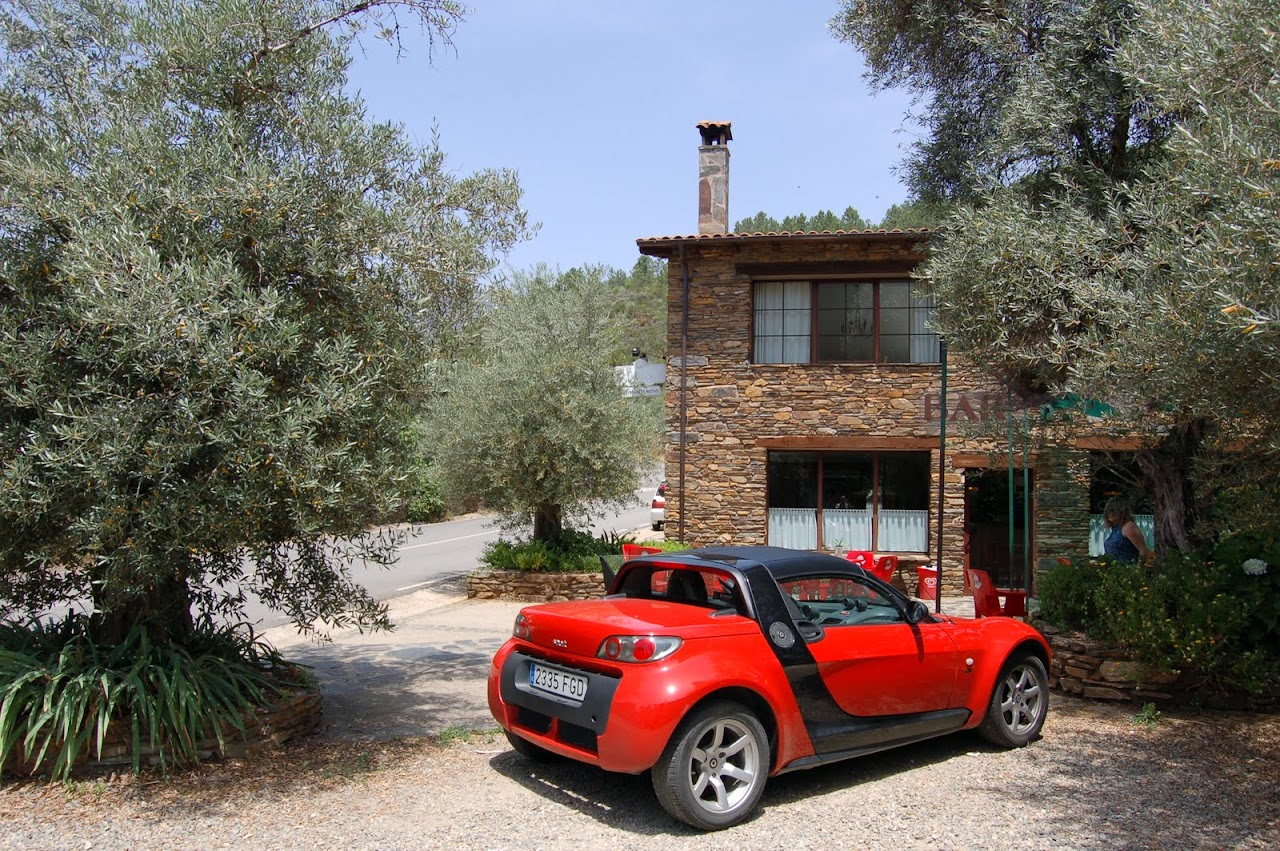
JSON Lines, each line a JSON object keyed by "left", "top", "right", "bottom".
{"left": 951, "top": 452, "right": 999, "bottom": 469}
{"left": 756, "top": 436, "right": 938, "bottom": 451}
{"left": 1074, "top": 437, "right": 1147, "bottom": 451}
{"left": 737, "top": 260, "right": 918, "bottom": 278}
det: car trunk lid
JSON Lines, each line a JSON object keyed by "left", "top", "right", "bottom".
{"left": 515, "top": 598, "right": 756, "bottom": 659}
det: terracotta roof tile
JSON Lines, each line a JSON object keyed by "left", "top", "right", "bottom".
{"left": 636, "top": 227, "right": 933, "bottom": 245}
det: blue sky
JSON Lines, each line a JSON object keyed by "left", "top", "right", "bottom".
{"left": 345, "top": 1, "right": 916, "bottom": 275}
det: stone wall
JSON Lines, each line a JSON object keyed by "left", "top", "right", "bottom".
{"left": 468, "top": 570, "right": 606, "bottom": 602}
{"left": 1038, "top": 619, "right": 1277, "bottom": 710}
{"left": 652, "top": 235, "right": 1085, "bottom": 595}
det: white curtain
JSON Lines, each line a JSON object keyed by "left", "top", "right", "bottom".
{"left": 909, "top": 285, "right": 939, "bottom": 363}
{"left": 877, "top": 509, "right": 930, "bottom": 552}
{"left": 823, "top": 509, "right": 873, "bottom": 551}
{"left": 911, "top": 286, "right": 942, "bottom": 363}
{"left": 755, "top": 282, "right": 810, "bottom": 363}
{"left": 769, "top": 508, "right": 818, "bottom": 549}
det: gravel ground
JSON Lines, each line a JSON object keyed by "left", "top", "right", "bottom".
{"left": 3, "top": 695, "right": 1278, "bottom": 850}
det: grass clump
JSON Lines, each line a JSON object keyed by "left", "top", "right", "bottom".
{"left": 482, "top": 529, "right": 688, "bottom": 573}
{"left": 0, "top": 616, "right": 289, "bottom": 780}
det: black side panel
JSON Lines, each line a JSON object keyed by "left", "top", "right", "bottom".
{"left": 499, "top": 651, "right": 620, "bottom": 735}
{"left": 803, "top": 707, "right": 971, "bottom": 755}
{"left": 779, "top": 709, "right": 972, "bottom": 773}
{"left": 739, "top": 563, "right": 856, "bottom": 746}
{"left": 742, "top": 562, "right": 964, "bottom": 757}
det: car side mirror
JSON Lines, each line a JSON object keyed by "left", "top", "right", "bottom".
{"left": 905, "top": 600, "right": 931, "bottom": 624}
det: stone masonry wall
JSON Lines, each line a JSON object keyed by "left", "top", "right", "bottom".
{"left": 1038, "top": 619, "right": 1278, "bottom": 710}
{"left": 657, "top": 236, "right": 1088, "bottom": 595}
{"left": 468, "top": 570, "right": 606, "bottom": 602}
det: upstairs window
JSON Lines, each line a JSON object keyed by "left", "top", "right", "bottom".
{"left": 754, "top": 280, "right": 938, "bottom": 364}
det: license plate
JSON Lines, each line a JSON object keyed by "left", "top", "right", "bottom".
{"left": 529, "top": 662, "right": 588, "bottom": 702}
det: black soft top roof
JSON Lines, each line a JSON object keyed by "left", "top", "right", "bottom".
{"left": 646, "top": 546, "right": 868, "bottom": 582}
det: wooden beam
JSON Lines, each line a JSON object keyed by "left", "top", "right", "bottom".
{"left": 736, "top": 260, "right": 918, "bottom": 278}
{"left": 756, "top": 436, "right": 938, "bottom": 450}
{"left": 1073, "top": 437, "right": 1147, "bottom": 451}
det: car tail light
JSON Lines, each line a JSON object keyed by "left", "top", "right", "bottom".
{"left": 513, "top": 613, "right": 531, "bottom": 639}
{"left": 652, "top": 496, "right": 665, "bottom": 509}
{"left": 597, "top": 635, "right": 682, "bottom": 663}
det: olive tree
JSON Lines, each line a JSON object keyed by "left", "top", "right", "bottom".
{"left": 0, "top": 0, "right": 528, "bottom": 641}
{"left": 426, "top": 266, "right": 659, "bottom": 542}
{"left": 835, "top": 0, "right": 1280, "bottom": 552}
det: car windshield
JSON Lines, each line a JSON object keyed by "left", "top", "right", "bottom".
{"left": 778, "top": 575, "right": 903, "bottom": 626}
{"left": 617, "top": 565, "right": 743, "bottom": 612}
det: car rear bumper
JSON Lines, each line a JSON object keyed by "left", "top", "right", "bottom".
{"left": 488, "top": 646, "right": 679, "bottom": 773}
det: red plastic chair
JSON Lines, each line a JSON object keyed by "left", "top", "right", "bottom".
{"left": 968, "top": 569, "right": 1028, "bottom": 618}
{"left": 845, "top": 550, "right": 874, "bottom": 571}
{"left": 622, "top": 543, "right": 663, "bottom": 560}
{"left": 871, "top": 554, "right": 898, "bottom": 582}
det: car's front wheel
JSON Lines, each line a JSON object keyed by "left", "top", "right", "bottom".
{"left": 651, "top": 700, "right": 770, "bottom": 831}
{"left": 979, "top": 651, "right": 1049, "bottom": 747}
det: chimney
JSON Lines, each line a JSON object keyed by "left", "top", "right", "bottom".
{"left": 696, "top": 121, "right": 732, "bottom": 234}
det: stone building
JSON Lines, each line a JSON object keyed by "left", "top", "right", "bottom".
{"left": 636, "top": 121, "right": 1127, "bottom": 596}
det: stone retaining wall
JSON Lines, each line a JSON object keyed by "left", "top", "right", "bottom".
{"left": 467, "top": 569, "right": 605, "bottom": 601}
{"left": 1036, "top": 619, "right": 1278, "bottom": 711}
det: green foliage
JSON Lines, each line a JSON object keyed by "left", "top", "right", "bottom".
{"left": 1038, "top": 557, "right": 1106, "bottom": 631}
{"left": 645, "top": 539, "right": 695, "bottom": 554}
{"left": 734, "top": 207, "right": 868, "bottom": 234}
{"left": 600, "top": 257, "right": 669, "bottom": 367}
{"left": 482, "top": 530, "right": 689, "bottom": 573}
{"left": 401, "top": 455, "right": 447, "bottom": 524}
{"left": 483, "top": 529, "right": 624, "bottom": 574}
{"left": 0, "top": 616, "right": 287, "bottom": 779}
{"left": 1131, "top": 702, "right": 1162, "bottom": 727}
{"left": 836, "top": 0, "right": 1280, "bottom": 549}
{"left": 734, "top": 202, "right": 945, "bottom": 234}
{"left": 0, "top": 0, "right": 528, "bottom": 637}
{"left": 1044, "top": 538, "right": 1280, "bottom": 694}
{"left": 426, "top": 266, "right": 659, "bottom": 541}
{"left": 877, "top": 200, "right": 949, "bottom": 230}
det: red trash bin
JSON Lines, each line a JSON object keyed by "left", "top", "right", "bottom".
{"left": 916, "top": 564, "right": 938, "bottom": 601}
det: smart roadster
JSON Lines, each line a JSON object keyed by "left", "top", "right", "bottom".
{"left": 487, "top": 546, "right": 1050, "bottom": 830}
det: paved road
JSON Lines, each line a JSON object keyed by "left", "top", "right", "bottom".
{"left": 247, "top": 481, "right": 658, "bottom": 630}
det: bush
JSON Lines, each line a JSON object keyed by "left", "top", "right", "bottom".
{"left": 1042, "top": 536, "right": 1280, "bottom": 695}
{"left": 481, "top": 530, "right": 688, "bottom": 573}
{"left": 402, "top": 463, "right": 447, "bottom": 524}
{"left": 0, "top": 617, "right": 289, "bottom": 779}
{"left": 1038, "top": 557, "right": 1106, "bottom": 630}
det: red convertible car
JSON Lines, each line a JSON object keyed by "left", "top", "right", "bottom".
{"left": 488, "top": 546, "right": 1050, "bottom": 830}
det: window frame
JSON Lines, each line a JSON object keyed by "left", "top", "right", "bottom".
{"left": 766, "top": 450, "right": 932, "bottom": 552}
{"left": 753, "top": 278, "right": 938, "bottom": 365}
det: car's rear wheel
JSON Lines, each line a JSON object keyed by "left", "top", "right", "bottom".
{"left": 504, "top": 730, "right": 562, "bottom": 763}
{"left": 651, "top": 700, "right": 770, "bottom": 831}
{"left": 979, "top": 651, "right": 1049, "bottom": 747}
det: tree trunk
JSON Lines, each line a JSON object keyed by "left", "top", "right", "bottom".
{"left": 91, "top": 567, "right": 195, "bottom": 646}
{"left": 532, "top": 503, "right": 563, "bottom": 542}
{"left": 1135, "top": 418, "right": 1213, "bottom": 557}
